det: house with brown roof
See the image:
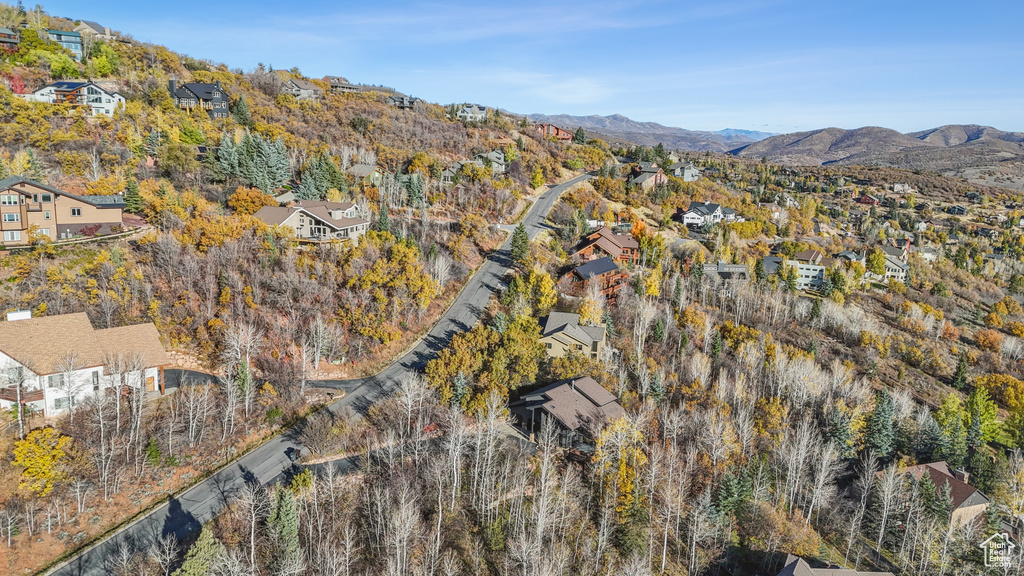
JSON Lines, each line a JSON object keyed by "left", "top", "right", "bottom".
{"left": 627, "top": 162, "right": 667, "bottom": 191}
{"left": 776, "top": 555, "right": 893, "bottom": 576}
{"left": 572, "top": 226, "right": 640, "bottom": 266}
{"left": 509, "top": 376, "right": 625, "bottom": 448}
{"left": 253, "top": 201, "right": 369, "bottom": 243}
{"left": 0, "top": 176, "right": 124, "bottom": 245}
{"left": 539, "top": 312, "right": 606, "bottom": 360}
{"left": 349, "top": 164, "right": 388, "bottom": 188}
{"left": 0, "top": 312, "right": 170, "bottom": 417}
{"left": 902, "top": 461, "right": 990, "bottom": 528}
{"left": 559, "top": 257, "right": 628, "bottom": 302}
{"left": 536, "top": 123, "right": 572, "bottom": 141}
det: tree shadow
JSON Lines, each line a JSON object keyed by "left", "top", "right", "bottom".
{"left": 161, "top": 495, "right": 201, "bottom": 540}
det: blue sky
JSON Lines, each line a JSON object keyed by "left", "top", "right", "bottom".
{"left": 41, "top": 0, "right": 1024, "bottom": 133}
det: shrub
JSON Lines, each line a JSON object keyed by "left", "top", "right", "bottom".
{"left": 976, "top": 329, "right": 1004, "bottom": 353}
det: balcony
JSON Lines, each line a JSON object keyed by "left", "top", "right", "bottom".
{"left": 0, "top": 386, "right": 44, "bottom": 403}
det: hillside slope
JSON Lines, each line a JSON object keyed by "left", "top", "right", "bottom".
{"left": 527, "top": 112, "right": 768, "bottom": 152}
{"left": 734, "top": 124, "right": 1024, "bottom": 191}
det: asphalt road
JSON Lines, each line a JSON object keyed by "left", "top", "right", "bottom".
{"left": 48, "top": 173, "right": 592, "bottom": 576}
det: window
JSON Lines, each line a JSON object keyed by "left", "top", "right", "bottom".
{"left": 3, "top": 231, "right": 21, "bottom": 242}
{"left": 545, "top": 343, "right": 552, "bottom": 349}
{"left": 6, "top": 367, "right": 22, "bottom": 383}
{"left": 48, "top": 374, "right": 64, "bottom": 388}
{"left": 92, "top": 371, "right": 99, "bottom": 391}
{"left": 2, "top": 213, "right": 19, "bottom": 222}
{"left": 38, "top": 228, "right": 49, "bottom": 237}
{"left": 591, "top": 342, "right": 598, "bottom": 352}
{"left": 43, "top": 211, "right": 50, "bottom": 220}
{"left": 54, "top": 397, "right": 72, "bottom": 410}
{"left": 31, "top": 193, "right": 52, "bottom": 203}
{"left": 71, "top": 208, "right": 82, "bottom": 217}
{"left": 576, "top": 344, "right": 583, "bottom": 351}
{"left": 0, "top": 195, "right": 17, "bottom": 206}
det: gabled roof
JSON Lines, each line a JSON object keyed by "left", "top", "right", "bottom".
{"left": 512, "top": 376, "right": 624, "bottom": 431}
{"left": 777, "top": 554, "right": 893, "bottom": 576}
{"left": 573, "top": 257, "right": 620, "bottom": 280}
{"left": 0, "top": 176, "right": 123, "bottom": 209}
{"left": 349, "top": 164, "right": 379, "bottom": 178}
{"left": 541, "top": 312, "right": 604, "bottom": 345}
{"left": 685, "top": 202, "right": 722, "bottom": 216}
{"left": 76, "top": 20, "right": 106, "bottom": 34}
{"left": 904, "top": 461, "right": 987, "bottom": 510}
{"left": 0, "top": 313, "right": 169, "bottom": 376}
{"left": 288, "top": 78, "right": 319, "bottom": 91}
{"left": 294, "top": 200, "right": 356, "bottom": 213}
{"left": 253, "top": 205, "right": 368, "bottom": 231}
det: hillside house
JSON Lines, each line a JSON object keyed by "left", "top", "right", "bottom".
{"left": 0, "top": 27, "right": 20, "bottom": 49}
{"left": 628, "top": 162, "right": 667, "bottom": 191}
{"left": 858, "top": 194, "right": 881, "bottom": 206}
{"left": 0, "top": 312, "right": 170, "bottom": 417}
{"left": 390, "top": 95, "right": 419, "bottom": 109}
{"left": 349, "top": 164, "right": 387, "bottom": 187}
{"left": 759, "top": 202, "right": 783, "bottom": 220}
{"left": 879, "top": 244, "right": 908, "bottom": 263}
{"left": 0, "top": 176, "right": 124, "bottom": 244}
{"left": 882, "top": 255, "right": 909, "bottom": 283}
{"left": 456, "top": 105, "right": 487, "bottom": 122}
{"left": 168, "top": 80, "right": 229, "bottom": 119}
{"left": 74, "top": 20, "right": 115, "bottom": 41}
{"left": 536, "top": 123, "right": 572, "bottom": 141}
{"left": 572, "top": 226, "right": 640, "bottom": 266}
{"left": 776, "top": 555, "right": 893, "bottom": 576}
{"left": 560, "top": 257, "right": 628, "bottom": 302}
{"left": 22, "top": 81, "right": 124, "bottom": 116}
{"left": 509, "top": 377, "right": 625, "bottom": 449}
{"left": 253, "top": 201, "right": 369, "bottom": 243}
{"left": 763, "top": 256, "right": 825, "bottom": 290}
{"left": 475, "top": 150, "right": 507, "bottom": 175}
{"left": 667, "top": 162, "right": 700, "bottom": 182}
{"left": 324, "top": 76, "right": 360, "bottom": 93}
{"left": 902, "top": 462, "right": 990, "bottom": 528}
{"left": 440, "top": 160, "right": 486, "bottom": 185}
{"left": 947, "top": 205, "right": 967, "bottom": 216}
{"left": 678, "top": 202, "right": 740, "bottom": 227}
{"left": 893, "top": 183, "right": 913, "bottom": 194}
{"left": 47, "top": 30, "right": 82, "bottom": 60}
{"left": 283, "top": 78, "right": 321, "bottom": 100}
{"left": 540, "top": 312, "right": 605, "bottom": 360}
{"left": 793, "top": 249, "right": 824, "bottom": 265}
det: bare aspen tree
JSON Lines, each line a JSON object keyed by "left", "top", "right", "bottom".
{"left": 234, "top": 482, "right": 270, "bottom": 571}
{"left": 874, "top": 464, "right": 903, "bottom": 555}
{"left": 846, "top": 451, "right": 877, "bottom": 563}
{"left": 54, "top": 350, "right": 85, "bottom": 425}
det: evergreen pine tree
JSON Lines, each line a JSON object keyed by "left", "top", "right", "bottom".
{"left": 268, "top": 486, "right": 303, "bottom": 574}
{"left": 951, "top": 354, "right": 969, "bottom": 390}
{"left": 916, "top": 414, "right": 942, "bottom": 461}
{"left": 865, "top": 390, "right": 896, "bottom": 460}
{"left": 754, "top": 259, "right": 766, "bottom": 282}
{"left": 376, "top": 204, "right": 391, "bottom": 232}
{"left": 233, "top": 95, "right": 251, "bottom": 126}
{"left": 216, "top": 131, "right": 239, "bottom": 181}
{"left": 711, "top": 329, "right": 723, "bottom": 362}
{"left": 510, "top": 223, "right": 529, "bottom": 267}
{"left": 406, "top": 173, "right": 424, "bottom": 207}
{"left": 672, "top": 275, "right": 683, "bottom": 310}
{"left": 123, "top": 178, "right": 142, "bottom": 214}
{"left": 172, "top": 527, "right": 225, "bottom": 576}
{"left": 24, "top": 149, "right": 44, "bottom": 181}
{"left": 572, "top": 126, "right": 586, "bottom": 145}
{"left": 941, "top": 413, "right": 968, "bottom": 468}
{"left": 824, "top": 406, "right": 854, "bottom": 458}
{"left": 810, "top": 298, "right": 821, "bottom": 321}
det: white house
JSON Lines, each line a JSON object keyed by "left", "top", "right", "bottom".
{"left": 20, "top": 81, "right": 125, "bottom": 117}
{"left": 0, "top": 312, "right": 170, "bottom": 417}
{"left": 680, "top": 202, "right": 742, "bottom": 227}
{"left": 253, "top": 200, "right": 369, "bottom": 243}
{"left": 456, "top": 105, "right": 487, "bottom": 122}
{"left": 762, "top": 256, "right": 825, "bottom": 290}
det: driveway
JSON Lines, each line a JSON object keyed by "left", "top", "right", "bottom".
{"left": 48, "top": 173, "right": 592, "bottom": 576}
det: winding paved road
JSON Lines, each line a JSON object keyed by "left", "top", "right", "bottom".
{"left": 48, "top": 173, "right": 592, "bottom": 576}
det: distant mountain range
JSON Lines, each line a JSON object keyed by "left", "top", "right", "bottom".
{"left": 525, "top": 113, "right": 776, "bottom": 152}
{"left": 732, "top": 124, "right": 1024, "bottom": 191}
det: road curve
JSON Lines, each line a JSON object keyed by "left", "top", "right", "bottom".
{"left": 48, "top": 173, "right": 592, "bottom": 576}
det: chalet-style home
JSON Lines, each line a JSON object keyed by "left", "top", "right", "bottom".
{"left": 23, "top": 81, "right": 124, "bottom": 116}
{"left": 456, "top": 105, "right": 487, "bottom": 122}
{"left": 323, "top": 76, "right": 360, "bottom": 93}
{"left": 678, "top": 202, "right": 741, "bottom": 227}
{"left": 509, "top": 376, "right": 625, "bottom": 448}
{"left": 0, "top": 176, "right": 124, "bottom": 244}
{"left": 560, "top": 257, "right": 628, "bottom": 302}
{"left": 0, "top": 312, "right": 170, "bottom": 417}
{"left": 572, "top": 226, "right": 640, "bottom": 266}
{"left": 253, "top": 201, "right": 369, "bottom": 243}
{"left": 947, "top": 205, "right": 968, "bottom": 216}
{"left": 667, "top": 161, "right": 700, "bottom": 182}
{"left": 349, "top": 164, "right": 387, "bottom": 188}
{"left": 882, "top": 255, "right": 909, "bottom": 283}
{"left": 776, "top": 555, "right": 893, "bottom": 576}
{"left": 536, "top": 123, "right": 572, "bottom": 141}
{"left": 539, "top": 312, "right": 605, "bottom": 360}
{"left": 475, "top": 150, "right": 507, "bottom": 175}
{"left": 628, "top": 162, "right": 667, "bottom": 191}
{"left": 390, "top": 95, "right": 419, "bottom": 109}
{"left": 901, "top": 462, "right": 990, "bottom": 528}
{"left": 74, "top": 20, "right": 116, "bottom": 41}
{"left": 858, "top": 194, "right": 881, "bottom": 206}
{"left": 47, "top": 29, "right": 83, "bottom": 60}
{"left": 283, "top": 78, "right": 321, "bottom": 100}
{"left": 0, "top": 27, "right": 20, "bottom": 49}
{"left": 168, "top": 80, "right": 229, "bottom": 119}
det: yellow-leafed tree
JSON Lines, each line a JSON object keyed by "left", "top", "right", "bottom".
{"left": 12, "top": 427, "right": 71, "bottom": 496}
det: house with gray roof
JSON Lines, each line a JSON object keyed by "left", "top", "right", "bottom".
{"left": 667, "top": 161, "right": 700, "bottom": 182}
{"left": 253, "top": 201, "right": 369, "bottom": 243}
{"left": 20, "top": 81, "right": 125, "bottom": 117}
{"left": 475, "top": 150, "right": 507, "bottom": 175}
{"left": 539, "top": 312, "right": 605, "bottom": 360}
{"left": 390, "top": 95, "right": 419, "bottom": 109}
{"left": 47, "top": 29, "right": 82, "bottom": 60}
{"left": 456, "top": 104, "right": 487, "bottom": 122}
{"left": 776, "top": 555, "right": 893, "bottom": 576}
{"left": 283, "top": 78, "right": 321, "bottom": 101}
{"left": 168, "top": 80, "right": 229, "bottom": 119}
{"left": 0, "top": 27, "right": 20, "bottom": 49}
{"left": 509, "top": 376, "right": 625, "bottom": 448}
{"left": 324, "top": 76, "right": 360, "bottom": 93}
{"left": 74, "top": 20, "right": 115, "bottom": 41}
{"left": 679, "top": 202, "right": 742, "bottom": 227}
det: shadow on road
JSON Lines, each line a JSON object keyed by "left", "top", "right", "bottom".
{"left": 162, "top": 496, "right": 201, "bottom": 540}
